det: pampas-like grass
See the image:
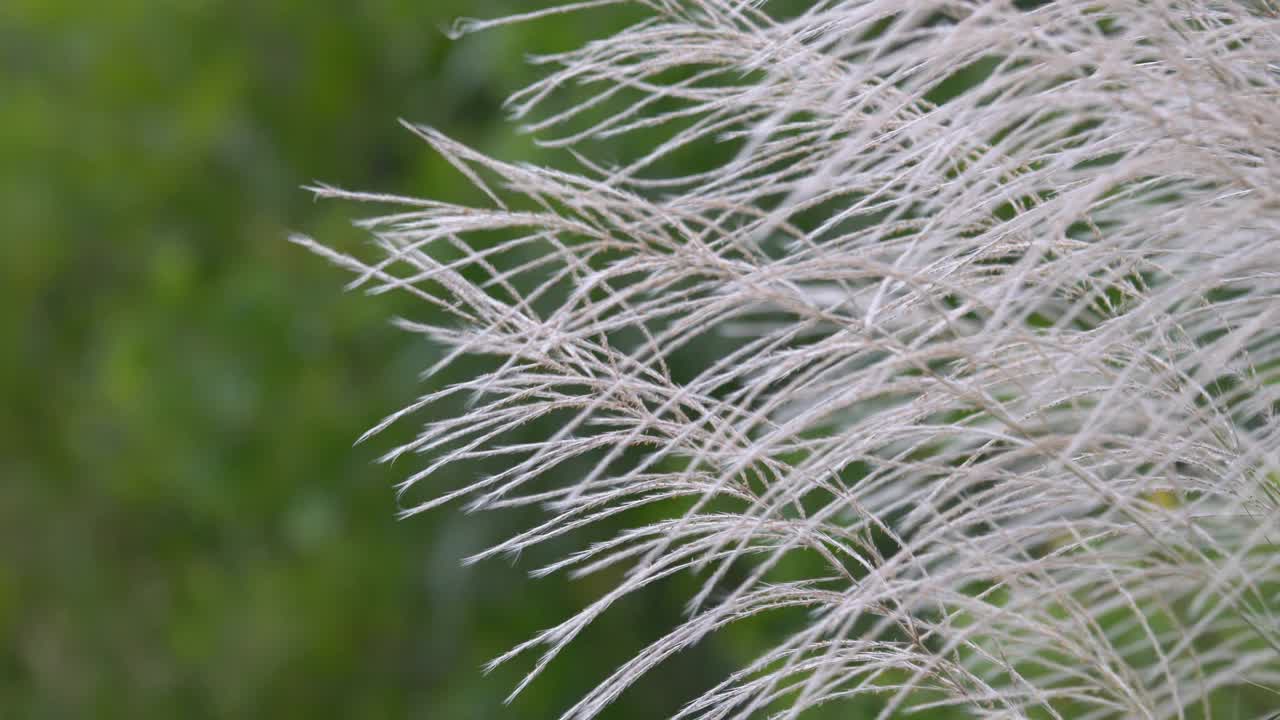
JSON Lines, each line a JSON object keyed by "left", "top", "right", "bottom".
{"left": 296, "top": 1, "right": 1280, "bottom": 717}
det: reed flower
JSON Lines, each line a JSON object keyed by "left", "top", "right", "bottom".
{"left": 297, "top": 1, "right": 1280, "bottom": 717}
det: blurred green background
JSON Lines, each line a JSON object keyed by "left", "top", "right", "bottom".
{"left": 2, "top": 1, "right": 750, "bottom": 717}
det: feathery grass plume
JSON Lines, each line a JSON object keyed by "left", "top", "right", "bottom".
{"left": 296, "top": 0, "right": 1280, "bottom": 717}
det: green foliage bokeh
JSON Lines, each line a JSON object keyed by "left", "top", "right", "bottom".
{"left": 0, "top": 2, "right": 703, "bottom": 717}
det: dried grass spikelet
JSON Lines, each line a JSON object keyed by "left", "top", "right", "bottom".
{"left": 296, "top": 1, "right": 1280, "bottom": 717}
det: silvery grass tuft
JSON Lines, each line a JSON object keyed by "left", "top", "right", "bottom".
{"left": 296, "top": 1, "right": 1280, "bottom": 717}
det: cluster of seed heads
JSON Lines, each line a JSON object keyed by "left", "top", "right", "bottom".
{"left": 299, "top": 1, "right": 1280, "bottom": 717}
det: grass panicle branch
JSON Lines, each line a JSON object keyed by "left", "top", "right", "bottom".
{"left": 299, "top": 1, "right": 1280, "bottom": 717}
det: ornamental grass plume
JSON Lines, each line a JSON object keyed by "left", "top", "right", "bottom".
{"left": 295, "top": 1, "right": 1280, "bottom": 717}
